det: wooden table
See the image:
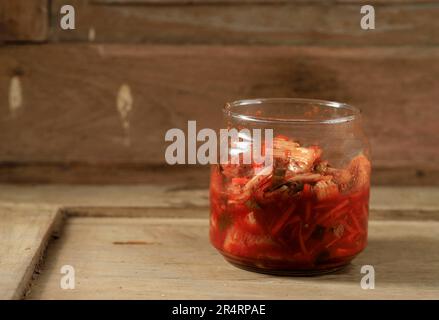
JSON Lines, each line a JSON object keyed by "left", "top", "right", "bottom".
{"left": 0, "top": 184, "right": 438, "bottom": 300}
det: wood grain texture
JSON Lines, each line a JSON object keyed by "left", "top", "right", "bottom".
{"left": 0, "top": 183, "right": 210, "bottom": 209}
{"left": 51, "top": 0, "right": 439, "bottom": 45}
{"left": 26, "top": 215, "right": 439, "bottom": 299}
{"left": 0, "top": 0, "right": 48, "bottom": 42}
{"left": 0, "top": 205, "right": 61, "bottom": 300}
{"left": 0, "top": 45, "right": 438, "bottom": 183}
{"left": 1, "top": 184, "right": 439, "bottom": 213}
{"left": 0, "top": 184, "right": 437, "bottom": 299}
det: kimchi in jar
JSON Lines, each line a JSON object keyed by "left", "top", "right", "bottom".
{"left": 210, "top": 98, "right": 371, "bottom": 275}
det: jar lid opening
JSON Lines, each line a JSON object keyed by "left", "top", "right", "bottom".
{"left": 224, "top": 98, "right": 360, "bottom": 124}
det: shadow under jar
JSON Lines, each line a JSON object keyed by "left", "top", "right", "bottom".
{"left": 210, "top": 98, "right": 371, "bottom": 275}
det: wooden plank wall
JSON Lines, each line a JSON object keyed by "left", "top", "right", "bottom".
{"left": 0, "top": 0, "right": 48, "bottom": 42}
{"left": 0, "top": 0, "right": 438, "bottom": 185}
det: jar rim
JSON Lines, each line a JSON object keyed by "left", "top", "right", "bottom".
{"left": 224, "top": 98, "right": 361, "bottom": 124}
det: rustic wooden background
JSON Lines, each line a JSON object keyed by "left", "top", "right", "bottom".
{"left": 1, "top": 0, "right": 439, "bottom": 301}
{"left": 0, "top": 0, "right": 438, "bottom": 185}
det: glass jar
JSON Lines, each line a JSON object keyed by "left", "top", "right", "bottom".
{"left": 210, "top": 98, "right": 371, "bottom": 275}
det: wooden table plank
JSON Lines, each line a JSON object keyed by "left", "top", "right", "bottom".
{"left": 26, "top": 215, "right": 439, "bottom": 299}
{"left": 0, "top": 206, "right": 61, "bottom": 299}
{"left": 1, "top": 185, "right": 439, "bottom": 211}
{"left": 0, "top": 184, "right": 209, "bottom": 208}
{"left": 0, "top": 184, "right": 437, "bottom": 299}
